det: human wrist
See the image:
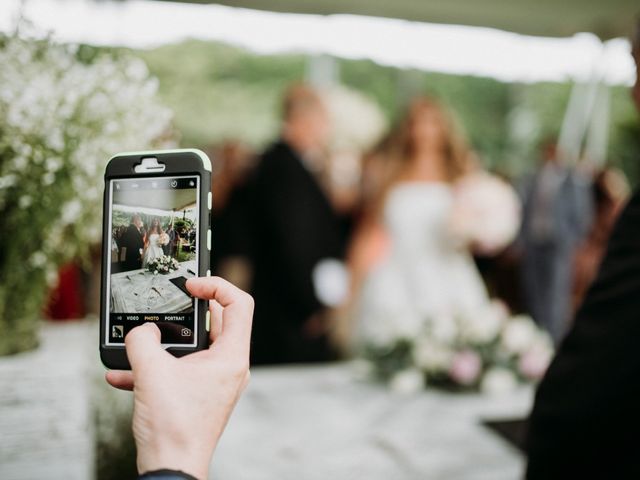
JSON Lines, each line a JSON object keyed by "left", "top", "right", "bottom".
{"left": 137, "top": 445, "right": 211, "bottom": 480}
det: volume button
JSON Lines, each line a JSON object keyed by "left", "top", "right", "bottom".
{"left": 207, "top": 229, "right": 211, "bottom": 251}
{"left": 205, "top": 309, "right": 211, "bottom": 332}
{"left": 207, "top": 192, "right": 212, "bottom": 210}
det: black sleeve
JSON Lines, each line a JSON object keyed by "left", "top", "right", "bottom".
{"left": 254, "top": 156, "right": 325, "bottom": 319}
{"left": 138, "top": 469, "right": 198, "bottom": 480}
{"left": 526, "top": 189, "right": 640, "bottom": 478}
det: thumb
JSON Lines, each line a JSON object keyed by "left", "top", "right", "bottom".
{"left": 124, "top": 323, "right": 165, "bottom": 371}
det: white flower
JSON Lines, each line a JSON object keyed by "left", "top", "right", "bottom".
{"left": 30, "top": 251, "right": 47, "bottom": 268}
{"left": 45, "top": 267, "right": 59, "bottom": 288}
{"left": 449, "top": 172, "right": 521, "bottom": 254}
{"left": 429, "top": 313, "right": 458, "bottom": 343}
{"left": 481, "top": 367, "right": 518, "bottom": 395}
{"left": 389, "top": 368, "right": 424, "bottom": 395}
{"left": 312, "top": 258, "right": 349, "bottom": 307}
{"left": 61, "top": 200, "right": 82, "bottom": 225}
{"left": 42, "top": 172, "right": 55, "bottom": 186}
{"left": 412, "top": 337, "right": 453, "bottom": 372}
{"left": 18, "top": 195, "right": 32, "bottom": 208}
{"left": 501, "top": 315, "right": 538, "bottom": 355}
{"left": 460, "top": 304, "right": 505, "bottom": 344}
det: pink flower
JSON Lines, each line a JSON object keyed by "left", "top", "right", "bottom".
{"left": 449, "top": 350, "right": 482, "bottom": 385}
{"left": 518, "top": 344, "right": 553, "bottom": 380}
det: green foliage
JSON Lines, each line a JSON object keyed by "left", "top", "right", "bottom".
{"left": 137, "top": 38, "right": 639, "bottom": 183}
{"left": 0, "top": 34, "right": 172, "bottom": 355}
{"left": 138, "top": 40, "right": 306, "bottom": 147}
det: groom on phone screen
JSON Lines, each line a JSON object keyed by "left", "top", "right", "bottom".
{"left": 120, "top": 214, "right": 145, "bottom": 271}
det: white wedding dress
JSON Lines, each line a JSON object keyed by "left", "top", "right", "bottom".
{"left": 356, "top": 182, "right": 489, "bottom": 345}
{"left": 142, "top": 233, "right": 165, "bottom": 267}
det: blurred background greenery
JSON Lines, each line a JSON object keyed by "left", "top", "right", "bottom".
{"left": 109, "top": 39, "right": 640, "bottom": 181}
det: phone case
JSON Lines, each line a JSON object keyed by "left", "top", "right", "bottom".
{"left": 100, "top": 149, "right": 212, "bottom": 370}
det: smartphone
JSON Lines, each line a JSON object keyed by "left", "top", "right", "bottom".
{"left": 100, "top": 149, "right": 212, "bottom": 369}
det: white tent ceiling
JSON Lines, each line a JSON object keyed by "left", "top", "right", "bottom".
{"left": 158, "top": 0, "right": 639, "bottom": 39}
{"left": 114, "top": 188, "right": 196, "bottom": 211}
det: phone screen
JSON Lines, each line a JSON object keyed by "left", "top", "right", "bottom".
{"left": 105, "top": 175, "right": 200, "bottom": 346}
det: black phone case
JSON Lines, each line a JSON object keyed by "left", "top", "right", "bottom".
{"left": 99, "top": 149, "right": 212, "bottom": 370}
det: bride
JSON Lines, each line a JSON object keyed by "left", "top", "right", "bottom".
{"left": 142, "top": 218, "right": 168, "bottom": 268}
{"left": 349, "top": 97, "right": 519, "bottom": 346}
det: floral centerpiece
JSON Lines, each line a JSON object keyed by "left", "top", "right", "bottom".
{"left": 147, "top": 256, "right": 179, "bottom": 275}
{"left": 0, "top": 30, "right": 174, "bottom": 355}
{"left": 362, "top": 302, "right": 554, "bottom": 394}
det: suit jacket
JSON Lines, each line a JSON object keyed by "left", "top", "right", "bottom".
{"left": 246, "top": 141, "right": 348, "bottom": 364}
{"left": 120, "top": 224, "right": 144, "bottom": 271}
{"left": 526, "top": 188, "right": 640, "bottom": 478}
{"left": 519, "top": 167, "right": 593, "bottom": 249}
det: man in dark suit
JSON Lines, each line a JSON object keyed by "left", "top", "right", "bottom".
{"left": 119, "top": 214, "right": 145, "bottom": 271}
{"left": 526, "top": 22, "right": 640, "bottom": 478}
{"left": 246, "top": 83, "right": 348, "bottom": 364}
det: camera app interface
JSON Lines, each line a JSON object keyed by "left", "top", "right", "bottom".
{"left": 106, "top": 176, "right": 199, "bottom": 346}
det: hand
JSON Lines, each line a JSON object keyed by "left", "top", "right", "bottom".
{"left": 105, "top": 277, "right": 254, "bottom": 480}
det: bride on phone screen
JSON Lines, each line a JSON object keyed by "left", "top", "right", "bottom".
{"left": 143, "top": 218, "right": 168, "bottom": 267}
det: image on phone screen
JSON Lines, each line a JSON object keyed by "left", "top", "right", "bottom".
{"left": 105, "top": 175, "right": 200, "bottom": 347}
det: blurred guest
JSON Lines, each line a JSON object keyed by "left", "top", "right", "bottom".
{"left": 527, "top": 22, "right": 640, "bottom": 478}
{"left": 120, "top": 214, "right": 145, "bottom": 271}
{"left": 351, "top": 97, "right": 517, "bottom": 347}
{"left": 162, "top": 222, "right": 178, "bottom": 258}
{"left": 518, "top": 141, "right": 593, "bottom": 343}
{"left": 246, "top": 83, "right": 349, "bottom": 364}
{"left": 572, "top": 167, "right": 629, "bottom": 310}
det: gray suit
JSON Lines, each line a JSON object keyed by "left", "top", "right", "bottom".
{"left": 519, "top": 165, "right": 593, "bottom": 343}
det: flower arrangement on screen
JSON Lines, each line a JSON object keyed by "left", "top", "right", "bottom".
{"left": 362, "top": 302, "right": 554, "bottom": 395}
{"left": 147, "top": 256, "right": 180, "bottom": 275}
{"left": 0, "top": 28, "right": 173, "bottom": 354}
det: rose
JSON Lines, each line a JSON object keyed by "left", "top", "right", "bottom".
{"left": 518, "top": 337, "right": 554, "bottom": 380}
{"left": 448, "top": 350, "right": 482, "bottom": 386}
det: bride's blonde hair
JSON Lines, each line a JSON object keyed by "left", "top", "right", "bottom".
{"left": 363, "top": 97, "right": 472, "bottom": 216}
{"left": 394, "top": 96, "right": 470, "bottom": 182}
{"left": 149, "top": 217, "right": 164, "bottom": 236}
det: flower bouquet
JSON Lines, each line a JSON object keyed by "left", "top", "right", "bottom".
{"left": 147, "top": 256, "right": 179, "bottom": 275}
{"left": 361, "top": 301, "right": 554, "bottom": 394}
{"left": 449, "top": 171, "right": 521, "bottom": 255}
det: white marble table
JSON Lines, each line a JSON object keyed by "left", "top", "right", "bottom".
{"left": 0, "top": 322, "right": 95, "bottom": 480}
{"left": 212, "top": 364, "right": 532, "bottom": 480}
{"left": 0, "top": 322, "right": 533, "bottom": 480}
{"left": 110, "top": 260, "right": 196, "bottom": 313}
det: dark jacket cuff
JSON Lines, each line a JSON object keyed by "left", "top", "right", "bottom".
{"left": 138, "top": 469, "right": 199, "bottom": 480}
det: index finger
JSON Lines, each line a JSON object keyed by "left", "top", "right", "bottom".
{"left": 187, "top": 276, "right": 254, "bottom": 355}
